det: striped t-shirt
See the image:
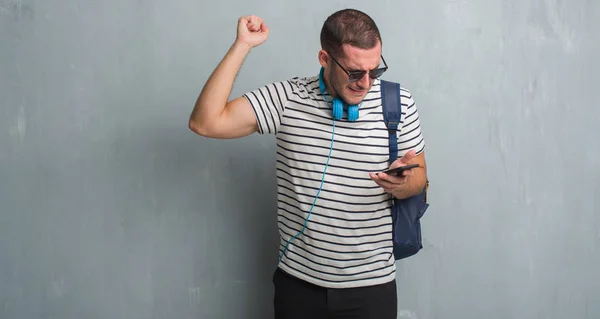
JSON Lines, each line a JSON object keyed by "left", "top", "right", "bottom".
{"left": 243, "top": 75, "right": 426, "bottom": 289}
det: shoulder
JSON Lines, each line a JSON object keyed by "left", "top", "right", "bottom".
{"left": 287, "top": 75, "right": 320, "bottom": 96}
{"left": 378, "top": 79, "right": 414, "bottom": 103}
{"left": 377, "top": 79, "right": 418, "bottom": 115}
{"left": 265, "top": 75, "right": 321, "bottom": 105}
{"left": 400, "top": 86, "right": 415, "bottom": 108}
{"left": 256, "top": 75, "right": 320, "bottom": 98}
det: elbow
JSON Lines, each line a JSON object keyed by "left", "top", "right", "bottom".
{"left": 189, "top": 117, "right": 221, "bottom": 138}
{"left": 188, "top": 118, "right": 208, "bottom": 136}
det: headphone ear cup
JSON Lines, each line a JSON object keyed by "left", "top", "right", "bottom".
{"left": 332, "top": 98, "right": 343, "bottom": 120}
{"left": 347, "top": 105, "right": 359, "bottom": 121}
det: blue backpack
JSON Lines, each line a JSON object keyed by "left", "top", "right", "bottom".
{"left": 380, "top": 80, "right": 430, "bottom": 260}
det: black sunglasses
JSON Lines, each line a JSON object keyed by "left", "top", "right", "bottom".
{"left": 328, "top": 53, "right": 388, "bottom": 82}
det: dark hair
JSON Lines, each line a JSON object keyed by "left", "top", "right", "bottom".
{"left": 320, "top": 9, "right": 382, "bottom": 58}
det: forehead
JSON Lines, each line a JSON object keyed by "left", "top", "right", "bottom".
{"left": 339, "top": 43, "right": 382, "bottom": 71}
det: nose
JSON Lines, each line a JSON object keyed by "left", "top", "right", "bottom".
{"left": 356, "top": 72, "right": 370, "bottom": 88}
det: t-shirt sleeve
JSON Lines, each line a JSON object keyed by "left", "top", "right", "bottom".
{"left": 243, "top": 80, "right": 292, "bottom": 135}
{"left": 398, "top": 88, "right": 426, "bottom": 155}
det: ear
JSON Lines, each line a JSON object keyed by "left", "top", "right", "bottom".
{"left": 318, "top": 50, "right": 329, "bottom": 68}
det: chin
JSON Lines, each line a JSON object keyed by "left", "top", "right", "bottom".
{"left": 343, "top": 93, "right": 367, "bottom": 105}
{"left": 345, "top": 98, "right": 363, "bottom": 105}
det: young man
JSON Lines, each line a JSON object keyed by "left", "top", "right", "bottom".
{"left": 189, "top": 9, "right": 428, "bottom": 319}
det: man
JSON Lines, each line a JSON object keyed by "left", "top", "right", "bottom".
{"left": 189, "top": 9, "right": 428, "bottom": 319}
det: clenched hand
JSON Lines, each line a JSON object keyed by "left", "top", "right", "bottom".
{"left": 235, "top": 15, "right": 270, "bottom": 49}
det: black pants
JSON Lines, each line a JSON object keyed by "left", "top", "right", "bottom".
{"left": 272, "top": 268, "right": 398, "bottom": 319}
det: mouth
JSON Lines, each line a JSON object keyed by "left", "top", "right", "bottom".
{"left": 348, "top": 87, "right": 366, "bottom": 95}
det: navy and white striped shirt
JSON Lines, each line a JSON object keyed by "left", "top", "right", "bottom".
{"left": 243, "top": 75, "right": 425, "bottom": 288}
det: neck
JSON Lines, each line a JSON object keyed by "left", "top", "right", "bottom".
{"left": 319, "top": 68, "right": 340, "bottom": 100}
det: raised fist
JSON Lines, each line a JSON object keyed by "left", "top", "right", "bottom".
{"left": 235, "top": 15, "right": 270, "bottom": 49}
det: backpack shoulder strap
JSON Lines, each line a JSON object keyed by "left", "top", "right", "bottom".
{"left": 380, "top": 80, "right": 402, "bottom": 163}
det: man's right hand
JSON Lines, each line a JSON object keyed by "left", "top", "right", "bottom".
{"left": 235, "top": 15, "right": 269, "bottom": 49}
{"left": 189, "top": 15, "right": 266, "bottom": 139}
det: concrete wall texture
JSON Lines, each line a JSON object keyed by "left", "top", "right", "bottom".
{"left": 1, "top": 0, "right": 598, "bottom": 318}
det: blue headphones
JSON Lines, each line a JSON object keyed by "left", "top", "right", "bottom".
{"left": 318, "top": 67, "right": 360, "bottom": 121}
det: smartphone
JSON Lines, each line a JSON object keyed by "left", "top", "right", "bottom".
{"left": 379, "top": 163, "right": 420, "bottom": 176}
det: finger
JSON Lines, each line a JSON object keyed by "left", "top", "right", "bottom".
{"left": 387, "top": 160, "right": 404, "bottom": 170}
{"left": 371, "top": 171, "right": 403, "bottom": 182}
{"left": 369, "top": 172, "right": 386, "bottom": 185}
{"left": 370, "top": 173, "right": 404, "bottom": 195}
{"left": 375, "top": 172, "right": 403, "bottom": 183}
{"left": 249, "top": 16, "right": 263, "bottom": 31}
{"left": 369, "top": 172, "right": 379, "bottom": 181}
{"left": 372, "top": 174, "right": 395, "bottom": 189}
{"left": 242, "top": 16, "right": 254, "bottom": 29}
{"left": 240, "top": 15, "right": 253, "bottom": 26}
{"left": 399, "top": 149, "right": 416, "bottom": 163}
{"left": 380, "top": 182, "right": 395, "bottom": 194}
{"left": 370, "top": 172, "right": 390, "bottom": 182}
{"left": 376, "top": 172, "right": 391, "bottom": 181}
{"left": 247, "top": 20, "right": 257, "bottom": 31}
{"left": 256, "top": 17, "right": 264, "bottom": 30}
{"left": 261, "top": 23, "right": 269, "bottom": 33}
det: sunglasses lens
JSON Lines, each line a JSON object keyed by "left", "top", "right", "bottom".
{"left": 348, "top": 67, "right": 387, "bottom": 82}
{"left": 349, "top": 72, "right": 365, "bottom": 82}
{"left": 370, "top": 68, "right": 387, "bottom": 79}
